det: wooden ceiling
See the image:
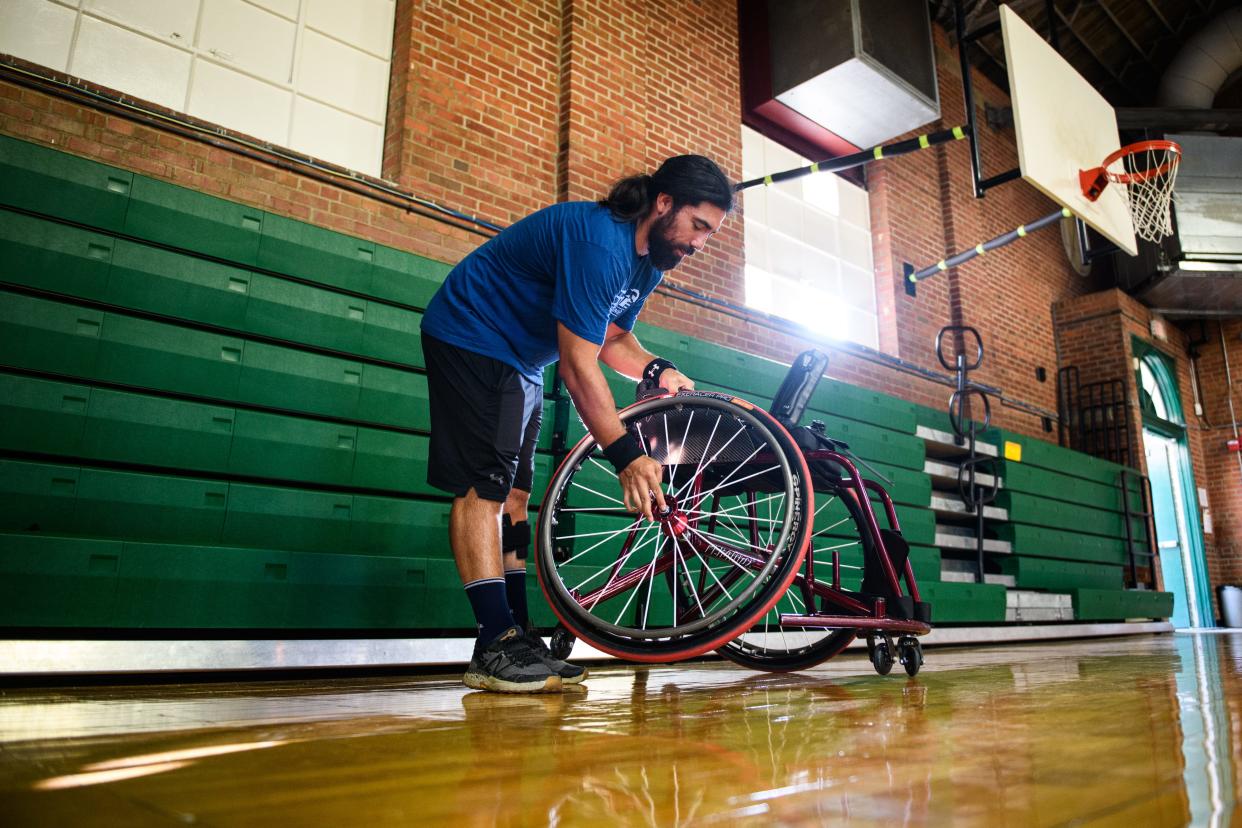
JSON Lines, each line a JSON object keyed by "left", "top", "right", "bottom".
{"left": 933, "top": 0, "right": 1239, "bottom": 109}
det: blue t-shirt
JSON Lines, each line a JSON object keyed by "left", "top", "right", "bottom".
{"left": 422, "top": 202, "right": 661, "bottom": 382}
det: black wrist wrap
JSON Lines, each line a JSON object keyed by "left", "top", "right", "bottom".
{"left": 642, "top": 357, "right": 678, "bottom": 384}
{"left": 604, "top": 433, "right": 645, "bottom": 473}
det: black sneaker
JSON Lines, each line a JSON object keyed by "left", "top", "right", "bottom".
{"left": 523, "top": 631, "right": 587, "bottom": 685}
{"left": 463, "top": 627, "right": 561, "bottom": 693}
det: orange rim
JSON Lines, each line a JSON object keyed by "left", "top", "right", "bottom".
{"left": 1099, "top": 139, "right": 1182, "bottom": 184}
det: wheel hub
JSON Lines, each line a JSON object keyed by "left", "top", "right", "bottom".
{"left": 656, "top": 495, "right": 690, "bottom": 537}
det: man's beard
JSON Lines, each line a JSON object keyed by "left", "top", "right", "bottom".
{"left": 647, "top": 211, "right": 694, "bottom": 271}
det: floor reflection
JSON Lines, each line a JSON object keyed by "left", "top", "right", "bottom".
{"left": 1, "top": 633, "right": 1239, "bottom": 826}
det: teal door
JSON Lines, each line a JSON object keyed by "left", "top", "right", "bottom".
{"left": 1145, "top": 432, "right": 1192, "bottom": 627}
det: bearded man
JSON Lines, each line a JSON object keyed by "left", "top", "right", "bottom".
{"left": 420, "top": 155, "right": 734, "bottom": 692}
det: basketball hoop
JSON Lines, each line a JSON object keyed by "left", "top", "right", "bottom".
{"left": 1079, "top": 140, "right": 1182, "bottom": 243}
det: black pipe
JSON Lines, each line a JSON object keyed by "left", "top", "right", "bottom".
{"left": 955, "top": 0, "right": 985, "bottom": 198}
{"left": 734, "top": 126, "right": 967, "bottom": 192}
{"left": 909, "top": 207, "right": 1069, "bottom": 283}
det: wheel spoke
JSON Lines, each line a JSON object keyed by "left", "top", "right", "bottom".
{"left": 674, "top": 414, "right": 723, "bottom": 500}
{"left": 614, "top": 532, "right": 665, "bottom": 627}
{"left": 673, "top": 542, "right": 709, "bottom": 620}
{"left": 684, "top": 542, "right": 739, "bottom": 607}
{"left": 570, "top": 479, "right": 625, "bottom": 506}
{"left": 687, "top": 461, "right": 779, "bottom": 508}
{"left": 813, "top": 540, "right": 862, "bottom": 553}
{"left": 639, "top": 534, "right": 667, "bottom": 630}
{"left": 556, "top": 523, "right": 645, "bottom": 541}
{"left": 681, "top": 523, "right": 764, "bottom": 578}
{"left": 556, "top": 518, "right": 646, "bottom": 567}
{"left": 682, "top": 506, "right": 785, "bottom": 525}
{"left": 814, "top": 515, "right": 853, "bottom": 535}
{"left": 579, "top": 521, "right": 661, "bottom": 604}
{"left": 684, "top": 520, "right": 783, "bottom": 559}
{"left": 813, "top": 495, "right": 838, "bottom": 519}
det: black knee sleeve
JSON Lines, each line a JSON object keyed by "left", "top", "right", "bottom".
{"left": 502, "top": 514, "right": 531, "bottom": 560}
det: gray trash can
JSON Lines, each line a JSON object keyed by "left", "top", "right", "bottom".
{"left": 1220, "top": 585, "right": 1242, "bottom": 628}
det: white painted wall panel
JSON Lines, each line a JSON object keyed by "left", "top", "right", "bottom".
{"left": 741, "top": 125, "right": 877, "bottom": 349}
{"left": 305, "top": 0, "right": 394, "bottom": 57}
{"left": 839, "top": 181, "right": 871, "bottom": 230}
{"left": 291, "top": 95, "right": 381, "bottom": 174}
{"left": 19, "top": 0, "right": 393, "bottom": 176}
{"left": 188, "top": 60, "right": 292, "bottom": 146}
{"left": 840, "top": 262, "right": 877, "bottom": 313}
{"left": 73, "top": 16, "right": 193, "bottom": 110}
{"left": 838, "top": 223, "right": 872, "bottom": 271}
{"left": 766, "top": 192, "right": 803, "bottom": 243}
{"left": 297, "top": 29, "right": 389, "bottom": 121}
{"left": 803, "top": 209, "right": 839, "bottom": 257}
{"left": 85, "top": 0, "right": 201, "bottom": 41}
{"left": 198, "top": 0, "right": 296, "bottom": 84}
{"left": 0, "top": 0, "right": 76, "bottom": 71}
{"left": 741, "top": 189, "right": 766, "bottom": 225}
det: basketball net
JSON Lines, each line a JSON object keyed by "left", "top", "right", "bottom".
{"left": 1079, "top": 140, "right": 1182, "bottom": 244}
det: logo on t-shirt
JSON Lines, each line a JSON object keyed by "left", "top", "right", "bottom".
{"left": 609, "top": 288, "right": 641, "bottom": 318}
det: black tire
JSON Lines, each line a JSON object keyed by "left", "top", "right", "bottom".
{"left": 549, "top": 626, "right": 576, "bottom": 661}
{"left": 899, "top": 636, "right": 923, "bottom": 677}
{"left": 535, "top": 392, "right": 813, "bottom": 662}
{"left": 869, "top": 635, "right": 895, "bottom": 676}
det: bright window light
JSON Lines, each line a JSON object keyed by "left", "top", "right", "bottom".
{"left": 741, "top": 126, "right": 877, "bottom": 350}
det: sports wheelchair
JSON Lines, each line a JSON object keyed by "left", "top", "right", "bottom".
{"left": 535, "top": 351, "right": 932, "bottom": 675}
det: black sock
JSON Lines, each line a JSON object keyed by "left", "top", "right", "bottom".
{"left": 505, "top": 568, "right": 528, "bottom": 631}
{"left": 464, "top": 578, "right": 515, "bottom": 647}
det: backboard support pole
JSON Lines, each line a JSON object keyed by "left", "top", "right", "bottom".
{"left": 956, "top": 0, "right": 1022, "bottom": 199}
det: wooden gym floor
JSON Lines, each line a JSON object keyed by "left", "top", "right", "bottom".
{"left": 1, "top": 633, "right": 1239, "bottom": 826}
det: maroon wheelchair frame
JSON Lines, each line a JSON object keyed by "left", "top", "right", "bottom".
{"left": 539, "top": 388, "right": 931, "bottom": 675}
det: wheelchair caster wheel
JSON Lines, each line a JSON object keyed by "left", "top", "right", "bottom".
{"left": 549, "top": 625, "right": 576, "bottom": 661}
{"left": 898, "top": 636, "right": 923, "bottom": 677}
{"left": 868, "top": 634, "right": 895, "bottom": 676}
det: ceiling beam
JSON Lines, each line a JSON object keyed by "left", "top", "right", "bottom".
{"left": 1116, "top": 108, "right": 1242, "bottom": 130}
{"left": 1054, "top": 6, "right": 1145, "bottom": 102}
{"left": 1140, "top": 0, "right": 1176, "bottom": 36}
{"left": 1094, "top": 0, "right": 1150, "bottom": 60}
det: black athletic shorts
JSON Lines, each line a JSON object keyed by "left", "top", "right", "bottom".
{"left": 422, "top": 331, "right": 543, "bottom": 502}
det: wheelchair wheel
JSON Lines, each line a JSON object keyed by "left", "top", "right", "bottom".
{"left": 536, "top": 392, "right": 813, "bottom": 662}
{"left": 717, "top": 480, "right": 870, "bottom": 672}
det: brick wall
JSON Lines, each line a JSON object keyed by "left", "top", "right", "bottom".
{"left": 1055, "top": 290, "right": 1234, "bottom": 613}
{"left": 1190, "top": 319, "right": 1242, "bottom": 592}
{"left": 0, "top": 1, "right": 1235, "bottom": 596}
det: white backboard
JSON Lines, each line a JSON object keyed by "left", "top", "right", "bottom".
{"left": 1001, "top": 5, "right": 1137, "bottom": 256}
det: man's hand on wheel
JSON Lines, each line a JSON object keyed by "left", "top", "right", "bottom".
{"left": 657, "top": 369, "right": 694, "bottom": 394}
{"left": 619, "top": 455, "right": 666, "bottom": 521}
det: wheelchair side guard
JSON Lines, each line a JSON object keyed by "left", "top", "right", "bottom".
{"left": 861, "top": 527, "right": 909, "bottom": 597}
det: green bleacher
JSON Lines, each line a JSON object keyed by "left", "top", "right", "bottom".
{"left": 0, "top": 134, "right": 1172, "bottom": 631}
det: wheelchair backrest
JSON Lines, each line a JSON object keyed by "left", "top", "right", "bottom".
{"left": 769, "top": 349, "right": 829, "bottom": 429}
